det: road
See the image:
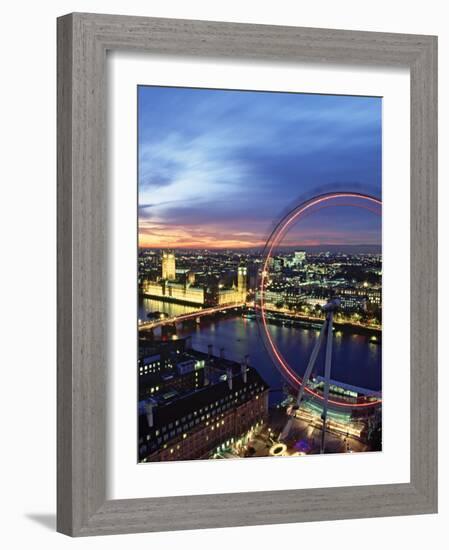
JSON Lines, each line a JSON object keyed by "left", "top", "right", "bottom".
{"left": 138, "top": 302, "right": 244, "bottom": 331}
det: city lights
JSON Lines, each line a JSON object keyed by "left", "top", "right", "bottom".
{"left": 137, "top": 87, "right": 382, "bottom": 463}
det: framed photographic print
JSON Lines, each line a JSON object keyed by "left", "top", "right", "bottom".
{"left": 136, "top": 86, "right": 383, "bottom": 464}
{"left": 57, "top": 13, "right": 438, "bottom": 536}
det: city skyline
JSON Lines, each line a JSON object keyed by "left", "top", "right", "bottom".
{"left": 138, "top": 87, "right": 381, "bottom": 249}
{"left": 138, "top": 246, "right": 382, "bottom": 462}
{"left": 137, "top": 87, "right": 382, "bottom": 462}
{"left": 138, "top": 243, "right": 382, "bottom": 254}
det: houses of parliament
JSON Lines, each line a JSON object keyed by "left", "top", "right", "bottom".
{"left": 141, "top": 251, "right": 248, "bottom": 307}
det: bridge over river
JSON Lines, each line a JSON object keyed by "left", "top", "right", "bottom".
{"left": 138, "top": 302, "right": 245, "bottom": 331}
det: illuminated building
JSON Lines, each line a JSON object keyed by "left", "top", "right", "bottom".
{"left": 138, "top": 349, "right": 269, "bottom": 462}
{"left": 237, "top": 266, "right": 247, "bottom": 296}
{"left": 142, "top": 262, "right": 249, "bottom": 307}
{"left": 284, "top": 376, "right": 381, "bottom": 445}
{"left": 292, "top": 250, "right": 306, "bottom": 267}
{"left": 138, "top": 336, "right": 187, "bottom": 368}
{"left": 161, "top": 250, "right": 176, "bottom": 280}
{"left": 271, "top": 257, "right": 284, "bottom": 272}
{"left": 203, "top": 278, "right": 220, "bottom": 307}
{"left": 284, "top": 287, "right": 303, "bottom": 308}
{"left": 339, "top": 286, "right": 382, "bottom": 309}
{"left": 340, "top": 295, "right": 367, "bottom": 312}
{"left": 304, "top": 376, "right": 381, "bottom": 419}
{"left": 139, "top": 355, "right": 207, "bottom": 399}
{"left": 164, "top": 281, "right": 204, "bottom": 304}
{"left": 264, "top": 288, "right": 284, "bottom": 306}
{"left": 217, "top": 286, "right": 242, "bottom": 305}
{"left": 366, "top": 287, "right": 381, "bottom": 306}
{"left": 339, "top": 288, "right": 369, "bottom": 312}
{"left": 300, "top": 295, "right": 327, "bottom": 308}
{"left": 139, "top": 338, "right": 207, "bottom": 399}
{"left": 215, "top": 265, "right": 248, "bottom": 305}
{"left": 142, "top": 279, "right": 205, "bottom": 306}
{"left": 293, "top": 401, "right": 366, "bottom": 439}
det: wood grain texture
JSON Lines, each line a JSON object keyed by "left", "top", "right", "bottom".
{"left": 57, "top": 12, "right": 438, "bottom": 537}
{"left": 57, "top": 13, "right": 74, "bottom": 536}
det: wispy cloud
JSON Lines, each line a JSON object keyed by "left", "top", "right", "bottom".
{"left": 138, "top": 86, "right": 382, "bottom": 248}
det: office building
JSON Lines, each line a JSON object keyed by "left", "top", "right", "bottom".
{"left": 138, "top": 349, "right": 269, "bottom": 462}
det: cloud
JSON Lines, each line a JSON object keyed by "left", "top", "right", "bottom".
{"left": 137, "top": 86, "right": 382, "bottom": 248}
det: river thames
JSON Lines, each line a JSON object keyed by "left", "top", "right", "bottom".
{"left": 139, "top": 298, "right": 381, "bottom": 405}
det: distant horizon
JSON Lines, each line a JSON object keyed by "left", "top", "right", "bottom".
{"left": 139, "top": 243, "right": 382, "bottom": 253}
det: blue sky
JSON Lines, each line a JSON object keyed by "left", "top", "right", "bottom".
{"left": 138, "top": 86, "right": 381, "bottom": 249}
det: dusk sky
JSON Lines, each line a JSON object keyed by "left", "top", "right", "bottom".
{"left": 138, "top": 86, "right": 382, "bottom": 249}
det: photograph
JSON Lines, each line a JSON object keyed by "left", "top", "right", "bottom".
{"left": 137, "top": 86, "right": 382, "bottom": 463}
{"left": 0, "top": 2, "right": 439, "bottom": 542}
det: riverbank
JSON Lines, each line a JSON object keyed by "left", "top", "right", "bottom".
{"left": 244, "top": 308, "right": 381, "bottom": 338}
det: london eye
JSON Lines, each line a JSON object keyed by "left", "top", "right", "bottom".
{"left": 256, "top": 192, "right": 382, "bottom": 452}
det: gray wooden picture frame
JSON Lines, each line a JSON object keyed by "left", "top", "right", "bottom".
{"left": 57, "top": 12, "right": 438, "bottom": 537}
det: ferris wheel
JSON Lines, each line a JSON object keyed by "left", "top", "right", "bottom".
{"left": 279, "top": 297, "right": 340, "bottom": 453}
{"left": 256, "top": 191, "right": 382, "bottom": 453}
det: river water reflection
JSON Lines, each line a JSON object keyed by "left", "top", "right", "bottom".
{"left": 139, "top": 298, "right": 381, "bottom": 404}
